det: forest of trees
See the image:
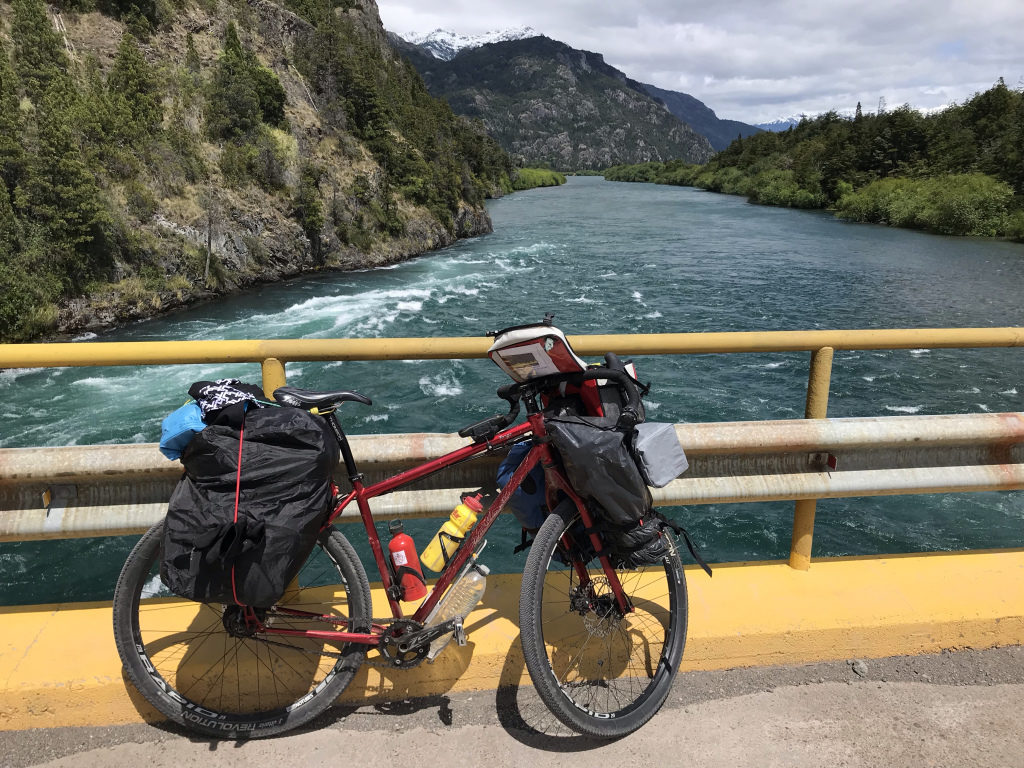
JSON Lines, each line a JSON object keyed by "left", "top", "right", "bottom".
{"left": 0, "top": 0, "right": 515, "bottom": 342}
{"left": 605, "top": 81, "right": 1024, "bottom": 241}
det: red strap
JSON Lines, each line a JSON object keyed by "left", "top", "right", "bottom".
{"left": 231, "top": 424, "right": 245, "bottom": 606}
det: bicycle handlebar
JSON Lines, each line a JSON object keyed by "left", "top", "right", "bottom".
{"left": 457, "top": 364, "right": 646, "bottom": 441}
{"left": 564, "top": 367, "right": 645, "bottom": 430}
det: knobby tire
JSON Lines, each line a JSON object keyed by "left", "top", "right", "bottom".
{"left": 519, "top": 502, "right": 688, "bottom": 738}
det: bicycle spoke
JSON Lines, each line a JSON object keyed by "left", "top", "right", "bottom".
{"left": 116, "top": 523, "right": 370, "bottom": 734}
{"left": 521, "top": 503, "right": 688, "bottom": 737}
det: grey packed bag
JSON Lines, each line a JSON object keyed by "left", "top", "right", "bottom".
{"left": 632, "top": 422, "right": 689, "bottom": 487}
{"left": 546, "top": 414, "right": 652, "bottom": 527}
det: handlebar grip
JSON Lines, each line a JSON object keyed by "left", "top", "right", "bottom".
{"left": 604, "top": 351, "right": 625, "bottom": 372}
{"left": 497, "top": 382, "right": 520, "bottom": 403}
{"left": 459, "top": 386, "right": 522, "bottom": 441}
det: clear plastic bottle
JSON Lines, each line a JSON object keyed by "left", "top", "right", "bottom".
{"left": 423, "top": 556, "right": 489, "bottom": 660}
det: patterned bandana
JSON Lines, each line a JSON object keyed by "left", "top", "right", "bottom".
{"left": 191, "top": 379, "right": 263, "bottom": 418}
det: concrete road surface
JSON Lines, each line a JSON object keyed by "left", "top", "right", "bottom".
{"left": 3, "top": 647, "right": 1022, "bottom": 768}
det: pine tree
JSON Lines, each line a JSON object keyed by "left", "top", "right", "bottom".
{"left": 107, "top": 33, "right": 163, "bottom": 143}
{"left": 0, "top": 40, "right": 27, "bottom": 192}
{"left": 77, "top": 55, "right": 118, "bottom": 151}
{"left": 0, "top": 181, "right": 18, "bottom": 255}
{"left": 23, "top": 80, "right": 110, "bottom": 291}
{"left": 205, "top": 23, "right": 287, "bottom": 140}
{"left": 205, "top": 23, "right": 261, "bottom": 139}
{"left": 293, "top": 164, "right": 324, "bottom": 259}
{"left": 11, "top": 0, "right": 69, "bottom": 101}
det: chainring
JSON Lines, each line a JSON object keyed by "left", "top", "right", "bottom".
{"left": 377, "top": 619, "right": 430, "bottom": 669}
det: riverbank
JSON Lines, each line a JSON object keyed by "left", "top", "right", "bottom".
{"left": 41, "top": 171, "right": 565, "bottom": 344}
{"left": 48, "top": 199, "right": 495, "bottom": 344}
{"left": 603, "top": 81, "right": 1024, "bottom": 242}
{"left": 604, "top": 163, "right": 1024, "bottom": 243}
{"left": 510, "top": 168, "right": 567, "bottom": 190}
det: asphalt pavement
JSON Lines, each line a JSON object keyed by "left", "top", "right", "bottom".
{"left": 3, "top": 646, "right": 1022, "bottom": 768}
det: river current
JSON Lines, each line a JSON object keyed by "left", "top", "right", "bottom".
{"left": 2, "top": 176, "right": 1023, "bottom": 603}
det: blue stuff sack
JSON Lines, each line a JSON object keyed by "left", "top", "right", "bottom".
{"left": 496, "top": 441, "right": 547, "bottom": 530}
{"left": 160, "top": 402, "right": 207, "bottom": 460}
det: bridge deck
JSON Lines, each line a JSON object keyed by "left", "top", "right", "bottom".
{"left": 3, "top": 648, "right": 1022, "bottom": 768}
{"left": 2, "top": 550, "right": 1022, "bottom": 734}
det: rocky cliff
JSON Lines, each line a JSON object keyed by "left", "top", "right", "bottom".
{"left": 0, "top": 0, "right": 511, "bottom": 341}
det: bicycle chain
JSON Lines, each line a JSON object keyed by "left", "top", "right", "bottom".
{"left": 249, "top": 615, "right": 428, "bottom": 668}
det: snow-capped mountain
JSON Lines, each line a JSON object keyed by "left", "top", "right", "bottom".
{"left": 756, "top": 116, "right": 803, "bottom": 132}
{"left": 404, "top": 27, "right": 539, "bottom": 61}
{"left": 757, "top": 103, "right": 950, "bottom": 131}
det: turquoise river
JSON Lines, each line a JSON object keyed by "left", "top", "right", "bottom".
{"left": 1, "top": 176, "right": 1023, "bottom": 604}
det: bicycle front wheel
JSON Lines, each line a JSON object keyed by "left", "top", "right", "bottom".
{"left": 113, "top": 521, "right": 372, "bottom": 739}
{"left": 519, "top": 502, "right": 688, "bottom": 738}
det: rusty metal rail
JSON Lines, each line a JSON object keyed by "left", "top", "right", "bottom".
{"left": 2, "top": 414, "right": 1022, "bottom": 550}
{"left": 2, "top": 328, "right": 1022, "bottom": 568}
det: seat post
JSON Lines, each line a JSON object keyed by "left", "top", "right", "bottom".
{"left": 325, "top": 412, "right": 362, "bottom": 483}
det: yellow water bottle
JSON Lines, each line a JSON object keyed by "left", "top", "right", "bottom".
{"left": 420, "top": 494, "right": 483, "bottom": 572}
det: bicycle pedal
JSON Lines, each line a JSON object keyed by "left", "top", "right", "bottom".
{"left": 453, "top": 618, "right": 467, "bottom": 646}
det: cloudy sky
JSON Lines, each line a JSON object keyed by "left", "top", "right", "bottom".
{"left": 376, "top": 0, "right": 1024, "bottom": 124}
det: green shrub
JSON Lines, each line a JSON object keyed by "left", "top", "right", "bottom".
{"left": 511, "top": 167, "right": 567, "bottom": 190}
{"left": 252, "top": 129, "right": 291, "bottom": 191}
{"left": 219, "top": 141, "right": 257, "bottom": 187}
{"left": 702, "top": 166, "right": 751, "bottom": 196}
{"left": 835, "top": 174, "right": 1013, "bottom": 236}
{"left": 124, "top": 178, "right": 157, "bottom": 220}
{"left": 1004, "top": 210, "right": 1024, "bottom": 242}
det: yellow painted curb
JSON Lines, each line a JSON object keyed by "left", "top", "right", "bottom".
{"left": 2, "top": 550, "right": 1023, "bottom": 731}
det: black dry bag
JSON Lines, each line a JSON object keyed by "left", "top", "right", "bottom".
{"left": 161, "top": 406, "right": 339, "bottom": 607}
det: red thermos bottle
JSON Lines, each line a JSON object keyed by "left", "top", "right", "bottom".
{"left": 388, "top": 520, "right": 427, "bottom": 601}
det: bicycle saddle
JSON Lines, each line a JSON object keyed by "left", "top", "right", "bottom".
{"left": 273, "top": 386, "right": 372, "bottom": 410}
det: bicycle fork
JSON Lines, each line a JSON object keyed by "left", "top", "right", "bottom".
{"left": 530, "top": 414, "right": 634, "bottom": 617}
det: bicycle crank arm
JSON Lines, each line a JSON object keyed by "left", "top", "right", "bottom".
{"left": 393, "top": 617, "right": 463, "bottom": 653}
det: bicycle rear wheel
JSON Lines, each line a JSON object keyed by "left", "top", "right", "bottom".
{"left": 113, "top": 521, "right": 372, "bottom": 739}
{"left": 519, "top": 502, "right": 688, "bottom": 738}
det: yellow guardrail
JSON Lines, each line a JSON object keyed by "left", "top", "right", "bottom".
{"left": 2, "top": 328, "right": 1023, "bottom": 570}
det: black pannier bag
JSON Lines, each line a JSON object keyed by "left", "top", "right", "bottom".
{"left": 161, "top": 406, "right": 340, "bottom": 607}
{"left": 545, "top": 413, "right": 673, "bottom": 567}
{"left": 545, "top": 414, "right": 652, "bottom": 527}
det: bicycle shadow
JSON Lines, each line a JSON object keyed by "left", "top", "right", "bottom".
{"left": 493, "top": 636, "right": 615, "bottom": 751}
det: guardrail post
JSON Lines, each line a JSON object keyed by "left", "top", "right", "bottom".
{"left": 262, "top": 356, "right": 298, "bottom": 599}
{"left": 261, "top": 357, "right": 287, "bottom": 400}
{"left": 789, "top": 346, "right": 834, "bottom": 571}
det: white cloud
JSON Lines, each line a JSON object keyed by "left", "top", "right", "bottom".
{"left": 376, "top": 0, "right": 1024, "bottom": 123}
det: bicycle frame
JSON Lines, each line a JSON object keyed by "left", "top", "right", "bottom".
{"left": 262, "top": 409, "right": 633, "bottom": 649}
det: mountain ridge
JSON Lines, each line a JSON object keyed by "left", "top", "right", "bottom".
{"left": 640, "top": 82, "right": 762, "bottom": 151}
{"left": 392, "top": 33, "right": 714, "bottom": 170}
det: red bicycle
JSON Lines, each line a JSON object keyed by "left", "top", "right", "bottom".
{"left": 113, "top": 330, "right": 688, "bottom": 740}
